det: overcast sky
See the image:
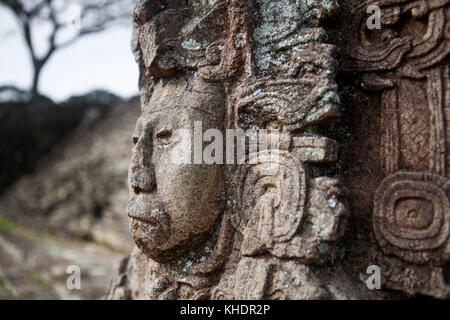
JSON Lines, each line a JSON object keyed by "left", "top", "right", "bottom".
{"left": 0, "top": 6, "right": 139, "bottom": 102}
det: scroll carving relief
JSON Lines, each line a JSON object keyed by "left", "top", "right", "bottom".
{"left": 345, "top": 0, "right": 450, "bottom": 298}
{"left": 108, "top": 0, "right": 352, "bottom": 300}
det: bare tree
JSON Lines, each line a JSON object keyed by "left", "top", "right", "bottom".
{"left": 0, "top": 0, "right": 134, "bottom": 101}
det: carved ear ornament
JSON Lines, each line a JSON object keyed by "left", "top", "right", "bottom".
{"left": 230, "top": 132, "right": 347, "bottom": 262}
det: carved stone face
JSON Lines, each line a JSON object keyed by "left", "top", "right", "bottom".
{"left": 127, "top": 76, "right": 224, "bottom": 262}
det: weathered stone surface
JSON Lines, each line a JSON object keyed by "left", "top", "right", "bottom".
{"left": 108, "top": 0, "right": 450, "bottom": 300}
{"left": 341, "top": 0, "right": 450, "bottom": 298}
{"left": 107, "top": 0, "right": 357, "bottom": 300}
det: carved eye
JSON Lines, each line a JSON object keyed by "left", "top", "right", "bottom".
{"left": 132, "top": 136, "right": 139, "bottom": 145}
{"left": 156, "top": 128, "right": 172, "bottom": 139}
{"left": 155, "top": 128, "right": 173, "bottom": 146}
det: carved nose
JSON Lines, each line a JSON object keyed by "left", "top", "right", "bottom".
{"left": 130, "top": 167, "right": 156, "bottom": 194}
{"left": 130, "top": 134, "right": 156, "bottom": 193}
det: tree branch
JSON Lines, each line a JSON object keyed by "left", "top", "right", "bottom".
{"left": 0, "top": 0, "right": 134, "bottom": 98}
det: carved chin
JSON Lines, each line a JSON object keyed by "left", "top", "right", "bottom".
{"left": 129, "top": 217, "right": 169, "bottom": 260}
{"left": 129, "top": 215, "right": 214, "bottom": 263}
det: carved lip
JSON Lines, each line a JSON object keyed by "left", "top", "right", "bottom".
{"left": 127, "top": 195, "right": 170, "bottom": 235}
{"left": 129, "top": 214, "right": 160, "bottom": 228}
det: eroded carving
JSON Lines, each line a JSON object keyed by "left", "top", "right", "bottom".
{"left": 346, "top": 0, "right": 450, "bottom": 298}
{"left": 373, "top": 172, "right": 450, "bottom": 264}
{"left": 108, "top": 0, "right": 351, "bottom": 300}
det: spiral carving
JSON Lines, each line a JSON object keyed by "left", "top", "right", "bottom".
{"left": 238, "top": 150, "right": 306, "bottom": 244}
{"left": 373, "top": 172, "right": 450, "bottom": 265}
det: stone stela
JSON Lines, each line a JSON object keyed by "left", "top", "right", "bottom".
{"left": 107, "top": 0, "right": 450, "bottom": 300}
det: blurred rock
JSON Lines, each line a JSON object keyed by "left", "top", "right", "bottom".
{"left": 0, "top": 96, "right": 140, "bottom": 252}
{"left": 0, "top": 221, "right": 124, "bottom": 300}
